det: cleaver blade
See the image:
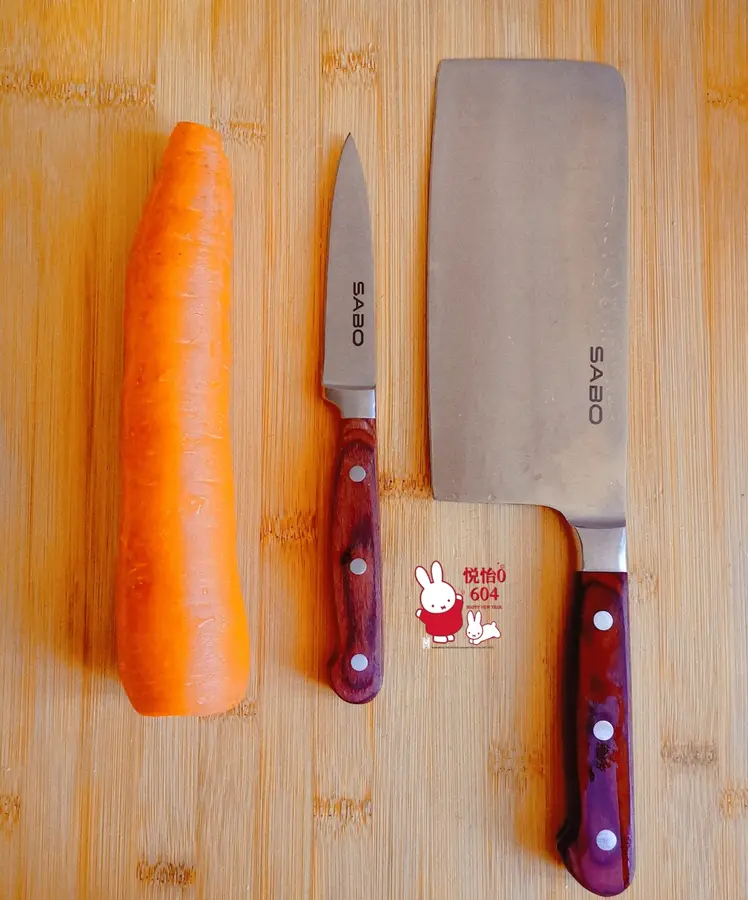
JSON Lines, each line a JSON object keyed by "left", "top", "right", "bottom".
{"left": 427, "top": 59, "right": 633, "bottom": 897}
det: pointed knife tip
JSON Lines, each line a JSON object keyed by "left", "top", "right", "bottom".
{"left": 339, "top": 133, "right": 363, "bottom": 169}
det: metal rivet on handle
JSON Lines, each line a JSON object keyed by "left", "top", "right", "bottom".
{"left": 350, "top": 558, "right": 367, "bottom": 575}
{"left": 593, "top": 720, "right": 615, "bottom": 741}
{"left": 350, "top": 654, "right": 369, "bottom": 672}
{"left": 596, "top": 829, "right": 618, "bottom": 851}
{"left": 349, "top": 465, "right": 366, "bottom": 482}
{"left": 593, "top": 610, "right": 614, "bottom": 631}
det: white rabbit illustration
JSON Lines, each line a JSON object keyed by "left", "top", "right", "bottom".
{"left": 465, "top": 609, "right": 501, "bottom": 645}
{"left": 414, "top": 560, "right": 464, "bottom": 644}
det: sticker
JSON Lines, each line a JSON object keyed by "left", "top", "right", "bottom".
{"left": 414, "top": 560, "right": 503, "bottom": 649}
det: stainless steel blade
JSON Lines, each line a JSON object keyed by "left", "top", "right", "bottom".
{"left": 323, "top": 134, "right": 376, "bottom": 420}
{"left": 427, "top": 59, "right": 628, "bottom": 531}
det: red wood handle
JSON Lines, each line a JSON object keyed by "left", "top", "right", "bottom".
{"left": 557, "top": 572, "right": 634, "bottom": 896}
{"left": 328, "top": 417, "right": 382, "bottom": 704}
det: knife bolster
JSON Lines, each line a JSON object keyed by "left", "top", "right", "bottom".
{"left": 576, "top": 525, "right": 627, "bottom": 573}
{"left": 324, "top": 386, "right": 376, "bottom": 419}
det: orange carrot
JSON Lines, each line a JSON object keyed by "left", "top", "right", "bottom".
{"left": 115, "top": 121, "right": 249, "bottom": 716}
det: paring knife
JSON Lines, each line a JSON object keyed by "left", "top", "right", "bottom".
{"left": 427, "top": 60, "right": 633, "bottom": 895}
{"left": 322, "top": 134, "right": 382, "bottom": 704}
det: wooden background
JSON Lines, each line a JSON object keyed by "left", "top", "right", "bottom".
{"left": 1, "top": 1, "right": 747, "bottom": 897}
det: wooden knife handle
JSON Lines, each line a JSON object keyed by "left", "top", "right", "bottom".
{"left": 328, "top": 417, "right": 382, "bottom": 704}
{"left": 557, "top": 572, "right": 634, "bottom": 896}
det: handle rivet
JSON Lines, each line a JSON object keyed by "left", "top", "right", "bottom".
{"left": 349, "top": 465, "right": 366, "bottom": 482}
{"left": 351, "top": 653, "right": 369, "bottom": 672}
{"left": 593, "top": 610, "right": 614, "bottom": 631}
{"left": 350, "top": 558, "right": 367, "bottom": 575}
{"left": 593, "top": 720, "right": 614, "bottom": 741}
{"left": 596, "top": 829, "right": 618, "bottom": 851}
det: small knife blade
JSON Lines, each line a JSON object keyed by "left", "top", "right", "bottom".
{"left": 322, "top": 134, "right": 382, "bottom": 704}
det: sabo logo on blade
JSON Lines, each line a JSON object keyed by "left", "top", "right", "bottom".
{"left": 352, "top": 281, "right": 365, "bottom": 346}
{"left": 589, "top": 345, "right": 604, "bottom": 424}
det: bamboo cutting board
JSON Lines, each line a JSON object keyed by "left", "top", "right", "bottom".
{"left": 1, "top": 2, "right": 747, "bottom": 898}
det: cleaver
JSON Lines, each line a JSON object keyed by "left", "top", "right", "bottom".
{"left": 427, "top": 60, "right": 633, "bottom": 896}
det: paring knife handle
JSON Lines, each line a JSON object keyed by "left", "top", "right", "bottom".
{"left": 557, "top": 572, "right": 634, "bottom": 897}
{"left": 329, "top": 417, "right": 382, "bottom": 704}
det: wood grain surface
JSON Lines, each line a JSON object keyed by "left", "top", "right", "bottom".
{"left": 0, "top": 1, "right": 746, "bottom": 898}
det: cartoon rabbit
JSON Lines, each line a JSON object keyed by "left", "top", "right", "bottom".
{"left": 414, "top": 560, "right": 464, "bottom": 643}
{"left": 465, "top": 609, "right": 501, "bottom": 645}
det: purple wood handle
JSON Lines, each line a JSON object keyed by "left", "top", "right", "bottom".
{"left": 328, "top": 417, "right": 382, "bottom": 704}
{"left": 557, "top": 572, "right": 634, "bottom": 896}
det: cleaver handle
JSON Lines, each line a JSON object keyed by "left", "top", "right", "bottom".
{"left": 558, "top": 571, "right": 634, "bottom": 897}
{"left": 328, "top": 417, "right": 383, "bottom": 704}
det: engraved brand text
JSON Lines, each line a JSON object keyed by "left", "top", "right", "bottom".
{"left": 589, "top": 346, "right": 604, "bottom": 424}
{"left": 352, "top": 281, "right": 365, "bottom": 346}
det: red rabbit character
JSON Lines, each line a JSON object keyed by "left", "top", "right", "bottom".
{"left": 414, "top": 561, "right": 464, "bottom": 644}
